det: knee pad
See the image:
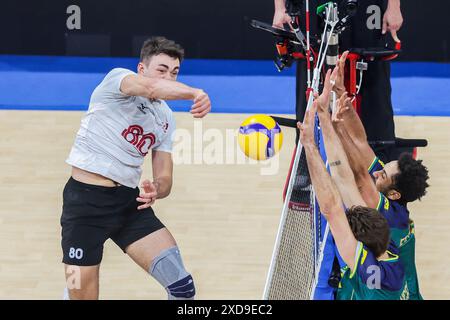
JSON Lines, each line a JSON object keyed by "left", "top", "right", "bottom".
{"left": 149, "top": 246, "right": 196, "bottom": 299}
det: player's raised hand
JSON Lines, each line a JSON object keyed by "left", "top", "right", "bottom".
{"left": 332, "top": 92, "right": 351, "bottom": 123}
{"left": 333, "top": 51, "right": 349, "bottom": 96}
{"left": 137, "top": 179, "right": 158, "bottom": 210}
{"left": 298, "top": 100, "right": 317, "bottom": 147}
{"left": 190, "top": 90, "right": 211, "bottom": 118}
{"left": 315, "top": 68, "right": 336, "bottom": 113}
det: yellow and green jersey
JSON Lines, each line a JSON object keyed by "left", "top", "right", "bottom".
{"left": 336, "top": 241, "right": 406, "bottom": 300}
{"left": 368, "top": 156, "right": 385, "bottom": 177}
{"left": 369, "top": 157, "right": 423, "bottom": 300}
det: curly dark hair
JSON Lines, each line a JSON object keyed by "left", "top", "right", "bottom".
{"left": 392, "top": 153, "right": 429, "bottom": 204}
{"left": 140, "top": 36, "right": 184, "bottom": 63}
{"left": 346, "top": 206, "right": 390, "bottom": 258}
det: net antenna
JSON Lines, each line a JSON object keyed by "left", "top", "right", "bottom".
{"left": 262, "top": 1, "right": 351, "bottom": 300}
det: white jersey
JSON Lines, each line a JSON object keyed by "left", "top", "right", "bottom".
{"left": 66, "top": 68, "right": 175, "bottom": 188}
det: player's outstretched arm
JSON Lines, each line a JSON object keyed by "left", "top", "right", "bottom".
{"left": 332, "top": 94, "right": 376, "bottom": 171}
{"left": 316, "top": 68, "right": 366, "bottom": 208}
{"left": 331, "top": 50, "right": 377, "bottom": 171}
{"left": 299, "top": 102, "right": 358, "bottom": 271}
{"left": 333, "top": 124, "right": 381, "bottom": 209}
{"left": 121, "top": 74, "right": 211, "bottom": 118}
{"left": 121, "top": 74, "right": 197, "bottom": 100}
{"left": 331, "top": 51, "right": 369, "bottom": 145}
{"left": 331, "top": 96, "right": 380, "bottom": 209}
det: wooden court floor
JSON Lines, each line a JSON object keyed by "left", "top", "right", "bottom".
{"left": 0, "top": 110, "right": 448, "bottom": 299}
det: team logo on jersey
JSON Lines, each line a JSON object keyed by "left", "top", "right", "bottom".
{"left": 122, "top": 124, "right": 155, "bottom": 156}
{"left": 384, "top": 198, "right": 390, "bottom": 211}
{"left": 162, "top": 122, "right": 169, "bottom": 133}
{"left": 137, "top": 103, "right": 150, "bottom": 114}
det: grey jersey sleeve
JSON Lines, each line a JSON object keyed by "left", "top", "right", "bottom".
{"left": 101, "top": 68, "right": 135, "bottom": 96}
{"left": 91, "top": 68, "right": 135, "bottom": 104}
{"left": 153, "top": 110, "right": 176, "bottom": 153}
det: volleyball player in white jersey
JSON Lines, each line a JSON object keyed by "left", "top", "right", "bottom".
{"left": 61, "top": 37, "right": 211, "bottom": 300}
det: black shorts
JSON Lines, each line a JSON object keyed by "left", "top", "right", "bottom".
{"left": 60, "top": 177, "right": 165, "bottom": 266}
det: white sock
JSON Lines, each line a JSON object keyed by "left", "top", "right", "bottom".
{"left": 63, "top": 287, "right": 70, "bottom": 300}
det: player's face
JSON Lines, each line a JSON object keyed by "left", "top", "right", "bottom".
{"left": 373, "top": 160, "right": 399, "bottom": 193}
{"left": 140, "top": 54, "right": 180, "bottom": 81}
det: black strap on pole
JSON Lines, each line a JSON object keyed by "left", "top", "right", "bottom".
{"left": 368, "top": 138, "right": 428, "bottom": 148}
{"left": 271, "top": 116, "right": 298, "bottom": 128}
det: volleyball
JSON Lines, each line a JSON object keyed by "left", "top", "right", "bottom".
{"left": 238, "top": 114, "right": 283, "bottom": 160}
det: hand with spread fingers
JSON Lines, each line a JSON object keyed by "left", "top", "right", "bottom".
{"left": 136, "top": 179, "right": 158, "bottom": 210}
{"left": 315, "top": 67, "right": 339, "bottom": 114}
{"left": 332, "top": 92, "right": 352, "bottom": 123}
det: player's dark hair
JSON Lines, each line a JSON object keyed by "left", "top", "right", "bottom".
{"left": 391, "top": 153, "right": 429, "bottom": 205}
{"left": 346, "top": 206, "right": 390, "bottom": 258}
{"left": 140, "top": 36, "right": 184, "bottom": 63}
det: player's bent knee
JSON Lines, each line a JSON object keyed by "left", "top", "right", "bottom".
{"left": 149, "top": 246, "right": 196, "bottom": 299}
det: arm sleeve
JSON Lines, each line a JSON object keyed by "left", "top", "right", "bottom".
{"left": 88, "top": 68, "right": 136, "bottom": 109}
{"left": 97, "top": 68, "right": 135, "bottom": 98}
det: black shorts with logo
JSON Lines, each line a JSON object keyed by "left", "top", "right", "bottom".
{"left": 61, "top": 177, "right": 165, "bottom": 266}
